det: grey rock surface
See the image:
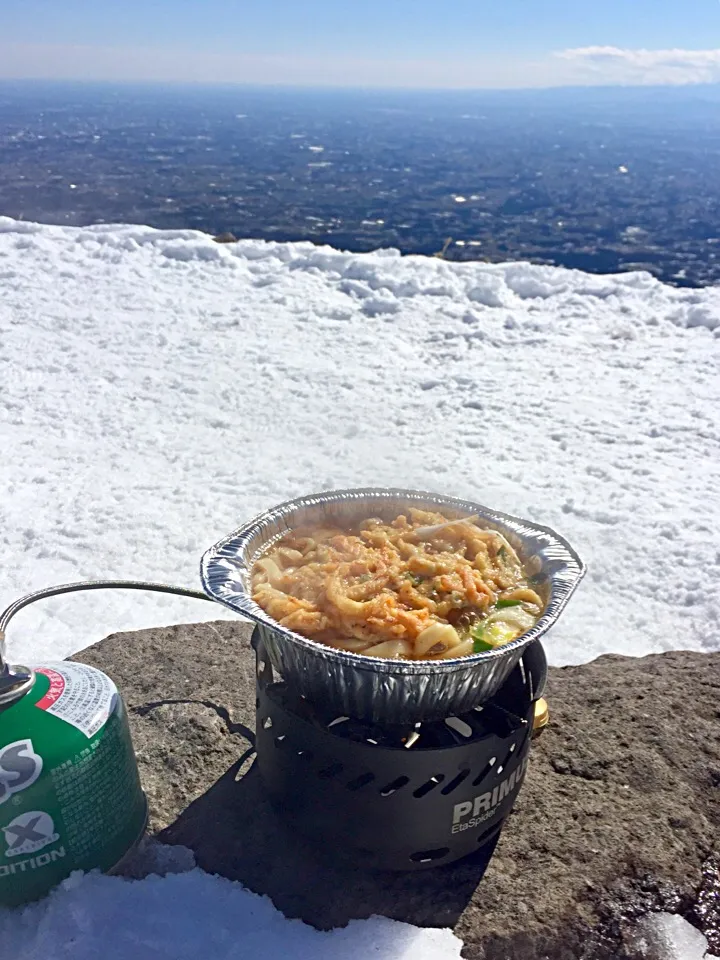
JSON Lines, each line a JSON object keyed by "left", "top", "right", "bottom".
{"left": 74, "top": 621, "right": 720, "bottom": 959}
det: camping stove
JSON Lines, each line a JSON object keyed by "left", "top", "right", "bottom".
{"left": 254, "top": 629, "right": 547, "bottom": 871}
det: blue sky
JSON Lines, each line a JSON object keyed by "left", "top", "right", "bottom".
{"left": 2, "top": 0, "right": 720, "bottom": 88}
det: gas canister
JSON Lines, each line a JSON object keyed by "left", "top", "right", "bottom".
{"left": 0, "top": 578, "right": 213, "bottom": 908}
{"left": 0, "top": 661, "right": 147, "bottom": 907}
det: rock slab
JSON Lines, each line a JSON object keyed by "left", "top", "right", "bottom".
{"left": 74, "top": 622, "right": 720, "bottom": 959}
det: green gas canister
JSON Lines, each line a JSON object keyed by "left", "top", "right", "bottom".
{"left": 0, "top": 660, "right": 147, "bottom": 907}
{"left": 0, "top": 578, "right": 212, "bottom": 908}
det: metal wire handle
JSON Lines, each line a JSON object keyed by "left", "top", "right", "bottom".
{"left": 0, "top": 579, "right": 215, "bottom": 703}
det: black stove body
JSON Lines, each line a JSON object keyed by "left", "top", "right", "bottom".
{"left": 254, "top": 630, "right": 547, "bottom": 871}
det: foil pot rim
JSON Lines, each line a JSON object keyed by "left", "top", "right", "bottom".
{"left": 200, "top": 487, "right": 586, "bottom": 675}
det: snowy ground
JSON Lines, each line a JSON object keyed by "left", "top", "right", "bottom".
{"left": 1, "top": 843, "right": 464, "bottom": 959}
{"left": 1, "top": 217, "right": 719, "bottom": 957}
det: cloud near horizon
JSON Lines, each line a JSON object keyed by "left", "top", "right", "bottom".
{"left": 556, "top": 46, "right": 720, "bottom": 86}
{"left": 1, "top": 41, "right": 720, "bottom": 89}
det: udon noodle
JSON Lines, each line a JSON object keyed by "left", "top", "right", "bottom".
{"left": 251, "top": 509, "right": 543, "bottom": 660}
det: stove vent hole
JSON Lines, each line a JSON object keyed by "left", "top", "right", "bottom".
{"left": 274, "top": 735, "right": 287, "bottom": 749}
{"left": 472, "top": 756, "right": 497, "bottom": 786}
{"left": 379, "top": 776, "right": 410, "bottom": 797}
{"left": 440, "top": 768, "right": 471, "bottom": 795}
{"left": 346, "top": 772, "right": 376, "bottom": 791}
{"left": 476, "top": 823, "right": 499, "bottom": 845}
{"left": 496, "top": 743, "right": 521, "bottom": 775}
{"left": 327, "top": 717, "right": 349, "bottom": 729}
{"left": 318, "top": 762, "right": 344, "bottom": 780}
{"left": 409, "top": 847, "right": 450, "bottom": 864}
{"left": 444, "top": 717, "right": 473, "bottom": 738}
{"left": 262, "top": 717, "right": 273, "bottom": 730}
{"left": 297, "top": 750, "right": 314, "bottom": 762}
{"left": 413, "top": 774, "right": 445, "bottom": 798}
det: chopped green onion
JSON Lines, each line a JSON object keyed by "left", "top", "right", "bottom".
{"left": 496, "top": 599, "right": 522, "bottom": 609}
{"left": 473, "top": 639, "right": 495, "bottom": 653}
{"left": 472, "top": 620, "right": 520, "bottom": 652}
{"left": 498, "top": 546, "right": 508, "bottom": 561}
{"left": 472, "top": 625, "right": 491, "bottom": 653}
{"left": 473, "top": 636, "right": 494, "bottom": 653}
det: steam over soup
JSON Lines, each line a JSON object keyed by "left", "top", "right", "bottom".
{"left": 251, "top": 509, "right": 544, "bottom": 660}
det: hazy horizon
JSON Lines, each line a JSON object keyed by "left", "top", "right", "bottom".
{"left": 3, "top": 0, "right": 720, "bottom": 89}
{"left": 4, "top": 77, "right": 720, "bottom": 99}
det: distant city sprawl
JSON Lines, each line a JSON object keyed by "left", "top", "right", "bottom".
{"left": 2, "top": 81, "right": 720, "bottom": 287}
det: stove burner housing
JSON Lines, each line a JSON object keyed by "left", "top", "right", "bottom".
{"left": 254, "top": 631, "right": 547, "bottom": 871}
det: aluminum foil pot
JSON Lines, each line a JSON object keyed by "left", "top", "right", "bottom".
{"left": 200, "top": 489, "right": 585, "bottom": 723}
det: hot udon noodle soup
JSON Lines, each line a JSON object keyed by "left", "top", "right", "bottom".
{"left": 251, "top": 509, "right": 544, "bottom": 661}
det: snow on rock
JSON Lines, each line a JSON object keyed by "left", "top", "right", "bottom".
{"left": 0, "top": 217, "right": 719, "bottom": 667}
{"left": 627, "top": 913, "right": 718, "bottom": 960}
{"left": 0, "top": 866, "right": 462, "bottom": 960}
